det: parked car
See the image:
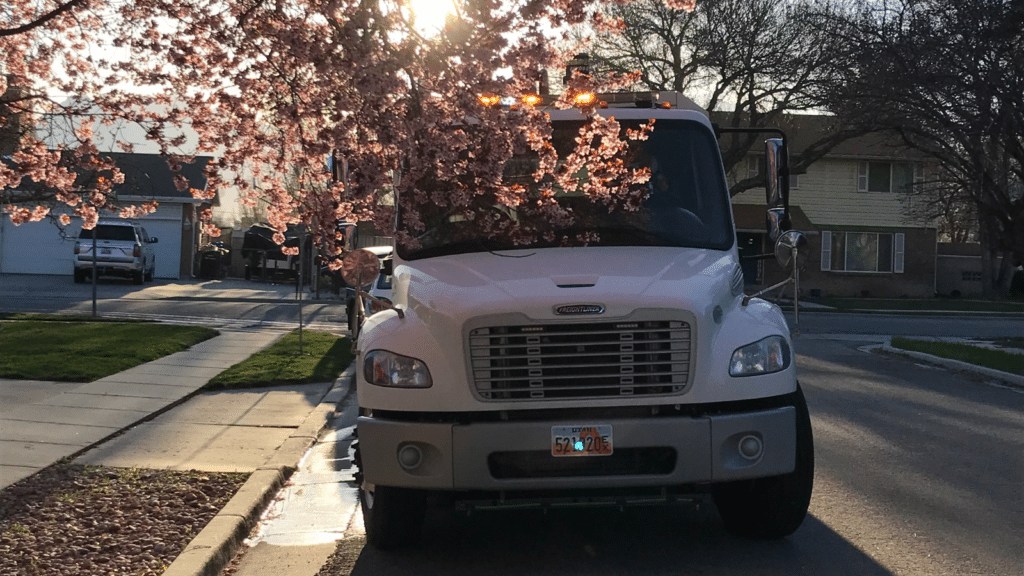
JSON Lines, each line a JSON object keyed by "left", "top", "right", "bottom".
{"left": 74, "top": 220, "right": 157, "bottom": 284}
{"left": 345, "top": 246, "right": 393, "bottom": 333}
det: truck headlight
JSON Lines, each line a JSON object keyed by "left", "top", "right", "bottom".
{"left": 729, "top": 336, "right": 790, "bottom": 377}
{"left": 364, "top": 350, "right": 432, "bottom": 388}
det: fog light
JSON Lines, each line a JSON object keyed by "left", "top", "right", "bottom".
{"left": 397, "top": 444, "right": 423, "bottom": 470}
{"left": 738, "top": 435, "right": 763, "bottom": 461}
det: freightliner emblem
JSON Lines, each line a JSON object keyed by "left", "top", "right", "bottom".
{"left": 555, "top": 304, "right": 606, "bottom": 315}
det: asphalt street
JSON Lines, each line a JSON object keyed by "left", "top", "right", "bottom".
{"left": 0, "top": 273, "right": 350, "bottom": 331}
{"left": 2, "top": 273, "right": 1022, "bottom": 576}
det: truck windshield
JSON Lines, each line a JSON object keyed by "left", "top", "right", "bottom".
{"left": 398, "top": 119, "right": 733, "bottom": 260}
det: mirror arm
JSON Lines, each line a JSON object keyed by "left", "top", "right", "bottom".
{"left": 742, "top": 277, "right": 793, "bottom": 306}
{"left": 742, "top": 243, "right": 801, "bottom": 336}
{"left": 740, "top": 253, "right": 777, "bottom": 261}
{"left": 355, "top": 287, "right": 405, "bottom": 319}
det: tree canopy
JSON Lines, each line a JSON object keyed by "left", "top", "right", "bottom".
{"left": 822, "top": 0, "right": 1024, "bottom": 292}
{"left": 3, "top": 0, "right": 692, "bottom": 256}
{"left": 586, "top": 0, "right": 869, "bottom": 195}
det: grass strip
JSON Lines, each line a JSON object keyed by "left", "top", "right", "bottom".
{"left": 204, "top": 329, "right": 353, "bottom": 390}
{"left": 890, "top": 337, "right": 1024, "bottom": 375}
{"left": 814, "top": 298, "right": 1024, "bottom": 313}
{"left": 994, "top": 337, "right": 1024, "bottom": 351}
{"left": 0, "top": 321, "right": 218, "bottom": 382}
{"left": 0, "top": 312, "right": 148, "bottom": 322}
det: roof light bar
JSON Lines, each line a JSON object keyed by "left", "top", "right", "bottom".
{"left": 479, "top": 95, "right": 501, "bottom": 107}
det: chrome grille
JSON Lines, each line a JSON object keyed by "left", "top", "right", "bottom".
{"left": 469, "top": 320, "right": 691, "bottom": 401}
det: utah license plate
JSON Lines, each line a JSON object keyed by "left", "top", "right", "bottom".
{"left": 551, "top": 425, "right": 613, "bottom": 457}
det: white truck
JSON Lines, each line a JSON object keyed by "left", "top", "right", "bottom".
{"left": 344, "top": 90, "right": 813, "bottom": 549}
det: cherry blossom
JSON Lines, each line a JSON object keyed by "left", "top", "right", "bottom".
{"left": 3, "top": 0, "right": 696, "bottom": 246}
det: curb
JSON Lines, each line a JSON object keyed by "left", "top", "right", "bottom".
{"left": 162, "top": 364, "right": 357, "bottom": 576}
{"left": 880, "top": 341, "right": 1024, "bottom": 389}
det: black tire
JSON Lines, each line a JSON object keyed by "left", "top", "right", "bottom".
{"left": 133, "top": 270, "right": 144, "bottom": 285}
{"left": 347, "top": 301, "right": 361, "bottom": 336}
{"left": 73, "top": 269, "right": 85, "bottom": 283}
{"left": 144, "top": 265, "right": 154, "bottom": 282}
{"left": 712, "top": 384, "right": 814, "bottom": 539}
{"left": 359, "top": 483, "right": 427, "bottom": 550}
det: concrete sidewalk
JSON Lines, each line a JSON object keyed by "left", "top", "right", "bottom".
{"left": 0, "top": 327, "right": 354, "bottom": 576}
{"left": 0, "top": 329, "right": 285, "bottom": 488}
{"left": 77, "top": 368, "right": 354, "bottom": 576}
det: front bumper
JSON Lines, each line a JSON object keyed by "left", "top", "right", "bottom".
{"left": 357, "top": 406, "right": 796, "bottom": 491}
{"left": 75, "top": 260, "right": 142, "bottom": 275}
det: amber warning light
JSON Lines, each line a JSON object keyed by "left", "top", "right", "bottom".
{"left": 478, "top": 95, "right": 501, "bottom": 107}
{"left": 521, "top": 94, "right": 542, "bottom": 106}
{"left": 573, "top": 92, "right": 597, "bottom": 107}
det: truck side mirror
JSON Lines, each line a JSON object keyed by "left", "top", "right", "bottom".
{"left": 774, "top": 230, "right": 807, "bottom": 269}
{"left": 341, "top": 249, "right": 380, "bottom": 288}
{"left": 764, "top": 138, "right": 789, "bottom": 210}
{"left": 764, "top": 138, "right": 791, "bottom": 241}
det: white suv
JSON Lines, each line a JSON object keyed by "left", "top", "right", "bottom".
{"left": 74, "top": 220, "right": 158, "bottom": 284}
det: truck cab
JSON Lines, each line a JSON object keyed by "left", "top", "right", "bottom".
{"left": 348, "top": 91, "right": 813, "bottom": 549}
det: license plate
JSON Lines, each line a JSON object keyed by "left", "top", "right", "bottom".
{"left": 551, "top": 425, "right": 613, "bottom": 457}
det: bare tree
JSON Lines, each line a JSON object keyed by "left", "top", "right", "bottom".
{"left": 823, "top": 0, "right": 1024, "bottom": 295}
{"left": 587, "top": 0, "right": 873, "bottom": 195}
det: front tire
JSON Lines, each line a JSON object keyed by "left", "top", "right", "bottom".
{"left": 347, "top": 301, "right": 362, "bottom": 337}
{"left": 712, "top": 385, "right": 814, "bottom": 539}
{"left": 359, "top": 483, "right": 427, "bottom": 550}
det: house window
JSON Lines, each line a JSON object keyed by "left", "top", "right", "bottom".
{"left": 821, "top": 231, "right": 905, "bottom": 273}
{"left": 858, "top": 162, "right": 915, "bottom": 193}
{"left": 962, "top": 270, "right": 982, "bottom": 282}
{"left": 913, "top": 163, "right": 925, "bottom": 184}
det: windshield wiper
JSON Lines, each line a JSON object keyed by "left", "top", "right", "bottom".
{"left": 555, "top": 226, "right": 671, "bottom": 247}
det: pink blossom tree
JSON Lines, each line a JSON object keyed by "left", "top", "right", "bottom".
{"left": 3, "top": 0, "right": 694, "bottom": 257}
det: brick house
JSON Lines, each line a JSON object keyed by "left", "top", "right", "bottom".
{"left": 727, "top": 115, "right": 938, "bottom": 299}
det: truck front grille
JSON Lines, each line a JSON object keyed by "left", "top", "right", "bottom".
{"left": 469, "top": 320, "right": 691, "bottom": 401}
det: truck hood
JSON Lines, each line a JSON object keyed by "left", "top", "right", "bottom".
{"left": 397, "top": 246, "right": 738, "bottom": 321}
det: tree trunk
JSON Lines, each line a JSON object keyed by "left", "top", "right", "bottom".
{"left": 978, "top": 201, "right": 998, "bottom": 297}
{"left": 995, "top": 250, "right": 1015, "bottom": 294}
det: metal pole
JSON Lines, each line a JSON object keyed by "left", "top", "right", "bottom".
{"left": 297, "top": 233, "right": 304, "bottom": 354}
{"left": 91, "top": 231, "right": 97, "bottom": 318}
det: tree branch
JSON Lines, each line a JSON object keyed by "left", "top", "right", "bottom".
{"left": 0, "top": 0, "right": 90, "bottom": 37}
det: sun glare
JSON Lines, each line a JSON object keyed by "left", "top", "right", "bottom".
{"left": 405, "top": 0, "right": 457, "bottom": 34}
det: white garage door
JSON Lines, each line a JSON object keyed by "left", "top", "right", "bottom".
{"left": 0, "top": 215, "right": 78, "bottom": 275}
{"left": 137, "top": 204, "right": 182, "bottom": 279}
{"left": 0, "top": 204, "right": 184, "bottom": 279}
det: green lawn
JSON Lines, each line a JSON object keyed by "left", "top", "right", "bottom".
{"left": 890, "top": 337, "right": 1024, "bottom": 375}
{"left": 0, "top": 321, "right": 218, "bottom": 382}
{"left": 204, "top": 330, "right": 354, "bottom": 390}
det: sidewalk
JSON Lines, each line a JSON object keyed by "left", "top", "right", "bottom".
{"left": 1, "top": 330, "right": 281, "bottom": 489}
{"left": 0, "top": 327, "right": 353, "bottom": 576}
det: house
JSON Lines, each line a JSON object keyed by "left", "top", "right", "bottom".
{"left": 0, "top": 153, "right": 212, "bottom": 279}
{"left": 727, "top": 115, "right": 938, "bottom": 299}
